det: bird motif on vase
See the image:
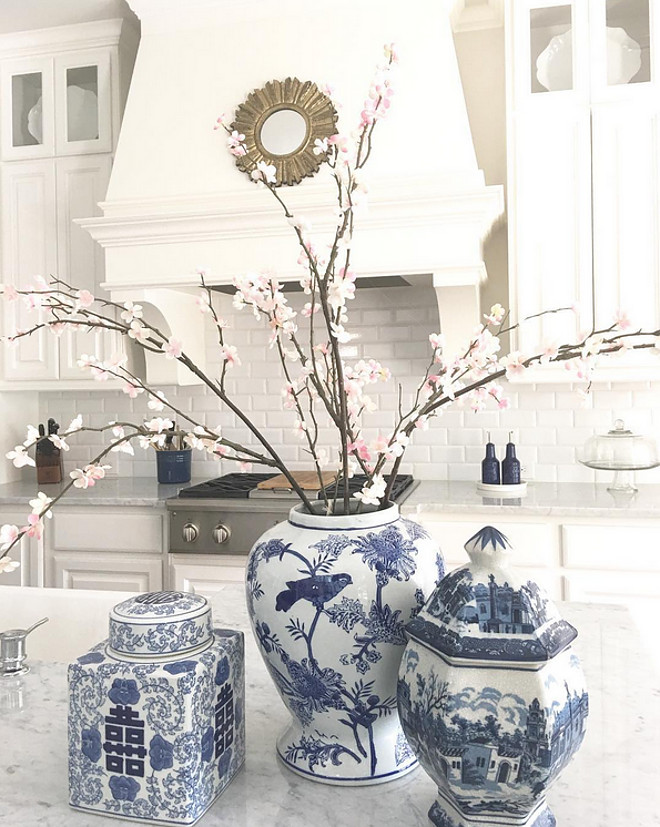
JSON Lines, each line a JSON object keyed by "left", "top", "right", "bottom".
{"left": 275, "top": 573, "right": 353, "bottom": 612}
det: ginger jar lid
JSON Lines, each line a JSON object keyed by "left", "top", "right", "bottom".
{"left": 406, "top": 526, "right": 577, "bottom": 664}
{"left": 108, "top": 591, "right": 213, "bottom": 659}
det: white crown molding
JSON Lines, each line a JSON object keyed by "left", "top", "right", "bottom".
{"left": 80, "top": 180, "right": 504, "bottom": 251}
{"left": 0, "top": 18, "right": 133, "bottom": 59}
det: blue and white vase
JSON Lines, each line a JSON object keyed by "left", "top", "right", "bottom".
{"left": 245, "top": 501, "right": 444, "bottom": 785}
{"left": 398, "top": 527, "right": 588, "bottom": 827}
{"left": 68, "top": 591, "right": 245, "bottom": 825}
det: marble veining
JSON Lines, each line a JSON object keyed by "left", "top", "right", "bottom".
{"left": 0, "top": 588, "right": 659, "bottom": 826}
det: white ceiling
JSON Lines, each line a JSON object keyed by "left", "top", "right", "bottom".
{"left": 0, "top": 0, "right": 138, "bottom": 34}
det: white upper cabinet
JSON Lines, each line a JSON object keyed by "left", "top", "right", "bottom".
{"left": 1, "top": 47, "right": 114, "bottom": 161}
{"left": 0, "top": 20, "right": 138, "bottom": 386}
{"left": 506, "top": 0, "right": 660, "bottom": 365}
{"left": 54, "top": 50, "right": 113, "bottom": 157}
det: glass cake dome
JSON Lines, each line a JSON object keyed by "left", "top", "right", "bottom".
{"left": 580, "top": 419, "right": 660, "bottom": 492}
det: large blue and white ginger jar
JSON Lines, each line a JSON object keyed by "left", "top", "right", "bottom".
{"left": 246, "top": 501, "right": 444, "bottom": 785}
{"left": 68, "top": 591, "right": 245, "bottom": 825}
{"left": 398, "top": 527, "right": 588, "bottom": 827}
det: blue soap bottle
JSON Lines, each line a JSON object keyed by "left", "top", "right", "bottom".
{"left": 502, "top": 431, "right": 521, "bottom": 485}
{"left": 481, "top": 432, "right": 501, "bottom": 484}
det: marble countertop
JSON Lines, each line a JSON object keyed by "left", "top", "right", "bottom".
{"left": 0, "top": 587, "right": 658, "bottom": 826}
{"left": 0, "top": 477, "right": 659, "bottom": 517}
{"left": 0, "top": 477, "right": 207, "bottom": 507}
{"left": 402, "top": 480, "right": 660, "bottom": 518}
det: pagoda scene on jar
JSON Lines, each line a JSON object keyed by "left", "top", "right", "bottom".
{"left": 398, "top": 527, "right": 588, "bottom": 827}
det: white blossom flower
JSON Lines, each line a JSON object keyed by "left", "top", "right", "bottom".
{"left": 49, "top": 434, "right": 69, "bottom": 451}
{"left": 120, "top": 301, "right": 143, "bottom": 323}
{"left": 354, "top": 474, "right": 387, "bottom": 506}
{"left": 128, "top": 321, "right": 150, "bottom": 343}
{"left": 0, "top": 556, "right": 19, "bottom": 573}
{"left": 24, "top": 425, "right": 39, "bottom": 447}
{"left": 68, "top": 414, "right": 83, "bottom": 432}
{"left": 29, "top": 492, "right": 53, "bottom": 518}
{"left": 148, "top": 391, "right": 168, "bottom": 412}
{"left": 6, "top": 445, "right": 34, "bottom": 468}
{"left": 162, "top": 337, "right": 183, "bottom": 360}
{"left": 0, "top": 524, "right": 20, "bottom": 550}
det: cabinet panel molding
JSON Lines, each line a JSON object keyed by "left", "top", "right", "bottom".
{"left": 50, "top": 508, "right": 163, "bottom": 553}
{"left": 50, "top": 551, "right": 162, "bottom": 591}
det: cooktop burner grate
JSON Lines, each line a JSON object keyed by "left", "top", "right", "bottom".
{"left": 177, "top": 473, "right": 415, "bottom": 502}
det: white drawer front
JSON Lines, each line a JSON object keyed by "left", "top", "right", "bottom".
{"left": 51, "top": 509, "right": 163, "bottom": 553}
{"left": 562, "top": 524, "right": 660, "bottom": 571}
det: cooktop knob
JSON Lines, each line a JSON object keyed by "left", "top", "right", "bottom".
{"left": 212, "top": 524, "right": 231, "bottom": 544}
{"left": 182, "top": 523, "right": 199, "bottom": 543}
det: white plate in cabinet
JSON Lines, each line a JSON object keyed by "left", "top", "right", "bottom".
{"left": 169, "top": 555, "right": 248, "bottom": 597}
{"left": 48, "top": 551, "right": 162, "bottom": 592}
{"left": 561, "top": 524, "right": 660, "bottom": 571}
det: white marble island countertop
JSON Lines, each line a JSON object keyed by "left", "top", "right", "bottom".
{"left": 1, "top": 586, "right": 659, "bottom": 827}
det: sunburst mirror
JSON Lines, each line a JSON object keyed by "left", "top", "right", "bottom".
{"left": 232, "top": 78, "right": 338, "bottom": 187}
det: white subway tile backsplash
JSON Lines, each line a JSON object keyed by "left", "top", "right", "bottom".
{"left": 36, "top": 286, "right": 660, "bottom": 485}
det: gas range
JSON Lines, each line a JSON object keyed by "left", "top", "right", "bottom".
{"left": 166, "top": 473, "right": 418, "bottom": 555}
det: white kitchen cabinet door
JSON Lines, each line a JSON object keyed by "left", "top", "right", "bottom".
{"left": 54, "top": 50, "right": 113, "bottom": 156}
{"left": 169, "top": 555, "right": 247, "bottom": 597}
{"left": 1, "top": 159, "right": 59, "bottom": 380}
{"left": 45, "top": 507, "right": 166, "bottom": 591}
{"left": 56, "top": 154, "right": 117, "bottom": 379}
{"left": 1, "top": 56, "right": 55, "bottom": 160}
{"left": 49, "top": 551, "right": 163, "bottom": 591}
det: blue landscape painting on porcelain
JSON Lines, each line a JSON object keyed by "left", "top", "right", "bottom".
{"left": 246, "top": 504, "right": 444, "bottom": 784}
{"left": 68, "top": 591, "right": 245, "bottom": 825}
{"left": 397, "top": 526, "right": 588, "bottom": 826}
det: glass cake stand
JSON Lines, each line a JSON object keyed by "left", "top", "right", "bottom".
{"left": 579, "top": 419, "right": 660, "bottom": 493}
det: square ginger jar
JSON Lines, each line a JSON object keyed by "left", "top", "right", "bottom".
{"left": 68, "top": 591, "right": 245, "bottom": 825}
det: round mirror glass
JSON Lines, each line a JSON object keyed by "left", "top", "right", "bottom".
{"left": 259, "top": 109, "right": 307, "bottom": 157}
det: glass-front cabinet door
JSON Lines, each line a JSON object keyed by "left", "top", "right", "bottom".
{"left": 1, "top": 57, "right": 55, "bottom": 160}
{"left": 54, "top": 50, "right": 112, "bottom": 155}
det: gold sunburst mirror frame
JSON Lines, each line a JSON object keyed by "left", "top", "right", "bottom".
{"left": 232, "top": 78, "right": 338, "bottom": 187}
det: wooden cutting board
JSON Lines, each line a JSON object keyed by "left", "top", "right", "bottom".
{"left": 257, "top": 471, "right": 336, "bottom": 491}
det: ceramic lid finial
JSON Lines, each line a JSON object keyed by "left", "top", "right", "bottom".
{"left": 464, "top": 526, "right": 511, "bottom": 562}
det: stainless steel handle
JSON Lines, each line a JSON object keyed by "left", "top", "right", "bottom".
{"left": 212, "top": 524, "right": 231, "bottom": 544}
{"left": 182, "top": 523, "right": 199, "bottom": 543}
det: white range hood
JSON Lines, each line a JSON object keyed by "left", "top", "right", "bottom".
{"left": 79, "top": 0, "right": 503, "bottom": 377}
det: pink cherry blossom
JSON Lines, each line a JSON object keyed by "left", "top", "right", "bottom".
{"left": 49, "top": 434, "right": 69, "bottom": 451}
{"left": 237, "top": 461, "right": 253, "bottom": 472}
{"left": 29, "top": 492, "right": 53, "bottom": 517}
{"left": 24, "top": 513, "right": 43, "bottom": 540}
{"left": 500, "top": 351, "right": 527, "bottom": 378}
{"left": 75, "top": 289, "right": 94, "bottom": 309}
{"left": 68, "top": 415, "right": 83, "bottom": 432}
{"left": 539, "top": 341, "right": 559, "bottom": 364}
{"left": 148, "top": 392, "right": 168, "bottom": 412}
{"left": 312, "top": 138, "right": 329, "bottom": 156}
{"left": 614, "top": 309, "right": 632, "bottom": 331}
{"left": 214, "top": 113, "right": 229, "bottom": 130}
{"left": 220, "top": 344, "right": 241, "bottom": 367}
{"left": 128, "top": 321, "right": 150, "bottom": 343}
{"left": 0, "top": 524, "right": 20, "bottom": 550}
{"left": 162, "top": 337, "right": 183, "bottom": 360}
{"left": 2, "top": 284, "right": 18, "bottom": 302}
{"left": 122, "top": 382, "right": 144, "bottom": 399}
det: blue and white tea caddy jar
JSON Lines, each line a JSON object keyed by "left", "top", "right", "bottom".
{"left": 68, "top": 591, "right": 245, "bottom": 825}
{"left": 398, "top": 527, "right": 588, "bottom": 827}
